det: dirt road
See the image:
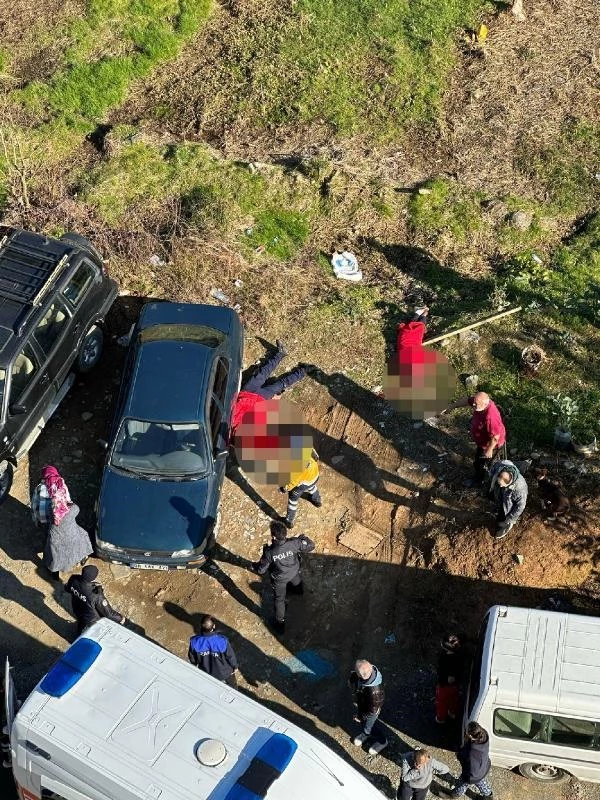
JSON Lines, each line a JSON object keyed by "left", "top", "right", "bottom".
{"left": 1, "top": 309, "right": 598, "bottom": 800}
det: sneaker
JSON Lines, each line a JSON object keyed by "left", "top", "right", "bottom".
{"left": 282, "top": 517, "right": 295, "bottom": 529}
{"left": 368, "top": 739, "right": 388, "bottom": 755}
{"left": 352, "top": 733, "right": 369, "bottom": 746}
{"left": 275, "top": 339, "right": 287, "bottom": 356}
{"left": 493, "top": 523, "right": 514, "bottom": 540}
{"left": 310, "top": 498, "right": 322, "bottom": 508}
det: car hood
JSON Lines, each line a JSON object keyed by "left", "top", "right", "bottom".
{"left": 98, "top": 468, "right": 213, "bottom": 552}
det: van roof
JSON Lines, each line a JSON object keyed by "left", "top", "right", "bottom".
{"left": 487, "top": 605, "right": 600, "bottom": 718}
{"left": 14, "top": 620, "right": 384, "bottom": 800}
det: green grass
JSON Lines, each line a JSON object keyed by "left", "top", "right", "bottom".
{"left": 408, "top": 177, "right": 483, "bottom": 241}
{"left": 13, "top": 0, "right": 212, "bottom": 128}
{"left": 243, "top": 210, "right": 310, "bottom": 261}
{"left": 518, "top": 119, "right": 600, "bottom": 214}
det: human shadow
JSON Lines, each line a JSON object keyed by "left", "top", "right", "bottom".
{"left": 0, "top": 565, "right": 71, "bottom": 645}
{"left": 363, "top": 240, "right": 495, "bottom": 328}
{"left": 225, "top": 459, "right": 281, "bottom": 520}
{"left": 0, "top": 495, "right": 45, "bottom": 564}
{"left": 202, "top": 544, "right": 263, "bottom": 616}
{"left": 170, "top": 496, "right": 208, "bottom": 546}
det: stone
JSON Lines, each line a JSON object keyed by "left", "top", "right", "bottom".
{"left": 81, "top": 412, "right": 94, "bottom": 422}
{"left": 514, "top": 554, "right": 525, "bottom": 565}
{"left": 510, "top": 210, "right": 533, "bottom": 230}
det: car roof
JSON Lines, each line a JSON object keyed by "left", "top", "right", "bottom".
{"left": 139, "top": 301, "right": 237, "bottom": 335}
{"left": 487, "top": 605, "right": 600, "bottom": 718}
{"left": 124, "top": 339, "right": 213, "bottom": 422}
{"left": 0, "top": 227, "right": 77, "bottom": 362}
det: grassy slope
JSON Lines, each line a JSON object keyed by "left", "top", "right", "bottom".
{"left": 0, "top": 0, "right": 599, "bottom": 448}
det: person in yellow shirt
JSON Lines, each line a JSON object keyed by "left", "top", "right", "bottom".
{"left": 280, "top": 455, "right": 322, "bottom": 528}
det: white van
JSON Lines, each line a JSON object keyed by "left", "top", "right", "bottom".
{"left": 5, "top": 619, "right": 385, "bottom": 800}
{"left": 464, "top": 605, "right": 600, "bottom": 785}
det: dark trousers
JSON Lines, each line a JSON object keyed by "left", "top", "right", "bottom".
{"left": 473, "top": 447, "right": 493, "bottom": 483}
{"left": 242, "top": 350, "right": 305, "bottom": 399}
{"left": 359, "top": 711, "right": 386, "bottom": 743}
{"left": 286, "top": 480, "right": 321, "bottom": 522}
{"left": 398, "top": 784, "right": 429, "bottom": 800}
{"left": 272, "top": 573, "right": 301, "bottom": 622}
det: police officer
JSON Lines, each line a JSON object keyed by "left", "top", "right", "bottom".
{"left": 252, "top": 520, "right": 315, "bottom": 635}
{"left": 188, "top": 615, "right": 239, "bottom": 688}
{"left": 65, "top": 565, "right": 126, "bottom": 635}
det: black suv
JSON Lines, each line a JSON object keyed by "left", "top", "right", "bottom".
{"left": 0, "top": 227, "right": 118, "bottom": 502}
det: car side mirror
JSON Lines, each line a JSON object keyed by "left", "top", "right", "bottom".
{"left": 97, "top": 439, "right": 108, "bottom": 450}
{"left": 9, "top": 404, "right": 27, "bottom": 416}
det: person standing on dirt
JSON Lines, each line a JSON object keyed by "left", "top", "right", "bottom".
{"left": 487, "top": 459, "right": 528, "bottom": 539}
{"left": 435, "top": 634, "right": 463, "bottom": 724}
{"left": 188, "top": 615, "right": 239, "bottom": 688}
{"left": 251, "top": 520, "right": 315, "bottom": 635}
{"left": 65, "top": 565, "right": 126, "bottom": 636}
{"left": 439, "top": 722, "right": 494, "bottom": 799}
{"left": 348, "top": 659, "right": 388, "bottom": 755}
{"left": 230, "top": 340, "right": 306, "bottom": 439}
{"left": 280, "top": 453, "right": 322, "bottom": 528}
{"left": 398, "top": 748, "right": 450, "bottom": 800}
{"left": 440, "top": 392, "right": 506, "bottom": 487}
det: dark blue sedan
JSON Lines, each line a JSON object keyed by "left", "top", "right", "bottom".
{"left": 96, "top": 302, "right": 243, "bottom": 570}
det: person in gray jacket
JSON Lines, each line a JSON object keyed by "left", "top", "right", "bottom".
{"left": 398, "top": 748, "right": 450, "bottom": 800}
{"left": 487, "top": 459, "right": 528, "bottom": 540}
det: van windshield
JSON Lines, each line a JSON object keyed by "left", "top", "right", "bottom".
{"left": 111, "top": 419, "right": 209, "bottom": 477}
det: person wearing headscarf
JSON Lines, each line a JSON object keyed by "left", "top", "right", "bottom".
{"left": 39, "top": 466, "right": 93, "bottom": 580}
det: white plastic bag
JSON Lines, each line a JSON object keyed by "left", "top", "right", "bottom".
{"left": 331, "top": 250, "right": 362, "bottom": 282}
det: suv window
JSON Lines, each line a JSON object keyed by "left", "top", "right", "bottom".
{"left": 64, "top": 261, "right": 95, "bottom": 306}
{"left": 209, "top": 398, "right": 222, "bottom": 446}
{"left": 35, "top": 300, "right": 69, "bottom": 355}
{"left": 9, "top": 343, "right": 39, "bottom": 403}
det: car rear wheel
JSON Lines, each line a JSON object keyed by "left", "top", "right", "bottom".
{"left": 518, "top": 762, "right": 570, "bottom": 783}
{"left": 77, "top": 325, "right": 104, "bottom": 372}
{"left": 59, "top": 232, "right": 104, "bottom": 265}
{"left": 0, "top": 461, "right": 14, "bottom": 505}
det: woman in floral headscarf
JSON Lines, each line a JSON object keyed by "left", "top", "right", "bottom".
{"left": 38, "top": 466, "right": 93, "bottom": 580}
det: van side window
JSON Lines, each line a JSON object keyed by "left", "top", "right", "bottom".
{"left": 494, "top": 709, "right": 599, "bottom": 750}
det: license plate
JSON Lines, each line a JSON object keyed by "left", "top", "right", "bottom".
{"left": 130, "top": 562, "right": 169, "bottom": 571}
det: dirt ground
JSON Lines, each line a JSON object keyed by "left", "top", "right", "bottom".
{"left": 1, "top": 302, "right": 599, "bottom": 800}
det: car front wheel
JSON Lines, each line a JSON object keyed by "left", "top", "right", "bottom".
{"left": 518, "top": 762, "right": 570, "bottom": 783}
{"left": 0, "top": 461, "right": 14, "bottom": 505}
{"left": 77, "top": 325, "right": 104, "bottom": 373}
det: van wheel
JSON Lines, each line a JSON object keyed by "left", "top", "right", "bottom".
{"left": 77, "top": 325, "right": 104, "bottom": 373}
{"left": 518, "top": 762, "right": 570, "bottom": 783}
{"left": 0, "top": 461, "right": 14, "bottom": 505}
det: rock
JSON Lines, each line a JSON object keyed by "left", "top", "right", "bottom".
{"left": 81, "top": 412, "right": 94, "bottom": 422}
{"left": 511, "top": 0, "right": 526, "bottom": 22}
{"left": 510, "top": 210, "right": 533, "bottom": 230}
{"left": 482, "top": 198, "right": 508, "bottom": 219}
{"left": 514, "top": 554, "right": 525, "bottom": 565}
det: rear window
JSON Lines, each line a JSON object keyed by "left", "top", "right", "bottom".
{"left": 140, "top": 324, "right": 225, "bottom": 348}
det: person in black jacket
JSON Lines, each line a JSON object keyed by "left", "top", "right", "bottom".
{"left": 252, "top": 520, "right": 315, "bottom": 635}
{"left": 440, "top": 721, "right": 493, "bottom": 798}
{"left": 348, "top": 659, "right": 388, "bottom": 755}
{"left": 188, "top": 615, "right": 239, "bottom": 688}
{"left": 435, "top": 633, "right": 463, "bottom": 723}
{"left": 65, "top": 565, "right": 125, "bottom": 636}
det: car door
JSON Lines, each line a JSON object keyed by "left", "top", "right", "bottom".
{"left": 32, "top": 297, "right": 73, "bottom": 390}
{"left": 4, "top": 340, "right": 56, "bottom": 457}
{"left": 61, "top": 257, "right": 103, "bottom": 341}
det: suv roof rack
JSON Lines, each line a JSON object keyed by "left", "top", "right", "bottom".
{"left": 0, "top": 231, "right": 69, "bottom": 333}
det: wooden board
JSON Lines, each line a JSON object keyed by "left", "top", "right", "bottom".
{"left": 338, "top": 521, "right": 384, "bottom": 557}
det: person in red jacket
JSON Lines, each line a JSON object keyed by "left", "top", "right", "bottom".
{"left": 231, "top": 340, "right": 306, "bottom": 436}
{"left": 441, "top": 392, "right": 506, "bottom": 486}
{"left": 384, "top": 306, "right": 456, "bottom": 420}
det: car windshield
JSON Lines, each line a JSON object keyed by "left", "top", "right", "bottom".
{"left": 110, "top": 419, "right": 210, "bottom": 477}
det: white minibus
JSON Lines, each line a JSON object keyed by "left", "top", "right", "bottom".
{"left": 464, "top": 605, "right": 600, "bottom": 784}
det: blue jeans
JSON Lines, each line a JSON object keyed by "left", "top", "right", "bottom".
{"left": 361, "top": 712, "right": 386, "bottom": 743}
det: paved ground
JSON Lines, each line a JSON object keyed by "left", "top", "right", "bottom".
{"left": 0, "top": 310, "right": 598, "bottom": 800}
